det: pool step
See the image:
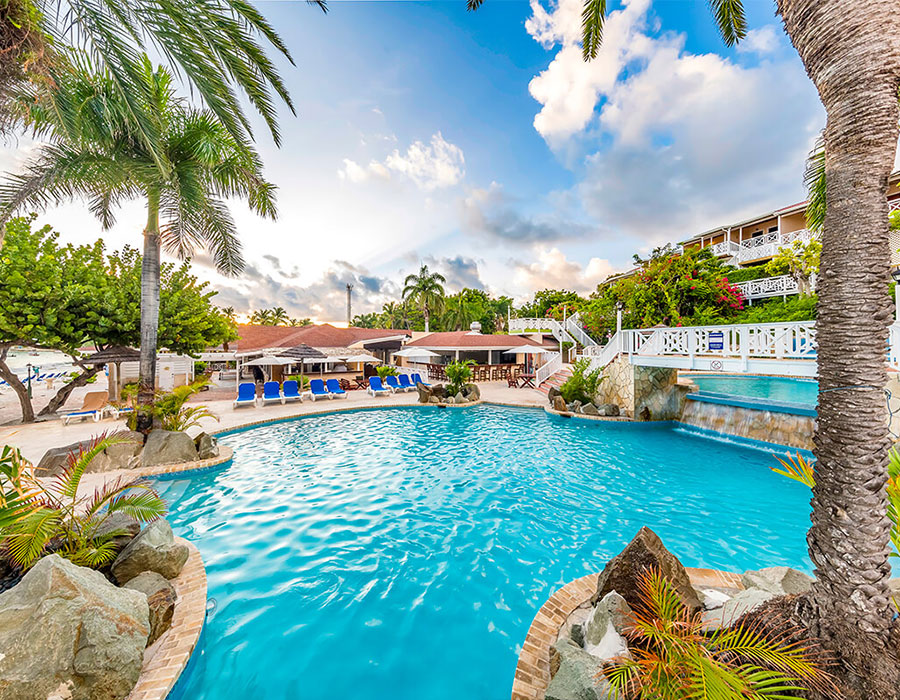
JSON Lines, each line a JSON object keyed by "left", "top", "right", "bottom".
{"left": 538, "top": 366, "right": 573, "bottom": 394}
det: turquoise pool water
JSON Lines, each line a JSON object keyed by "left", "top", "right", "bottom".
{"left": 684, "top": 373, "right": 818, "bottom": 407}
{"left": 160, "top": 405, "right": 812, "bottom": 699}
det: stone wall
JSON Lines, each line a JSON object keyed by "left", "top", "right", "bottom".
{"left": 680, "top": 398, "right": 814, "bottom": 451}
{"left": 594, "top": 356, "right": 687, "bottom": 420}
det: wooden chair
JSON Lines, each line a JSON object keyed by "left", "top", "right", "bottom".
{"left": 507, "top": 375, "right": 518, "bottom": 388}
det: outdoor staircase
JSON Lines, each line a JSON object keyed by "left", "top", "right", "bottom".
{"left": 538, "top": 364, "right": 573, "bottom": 396}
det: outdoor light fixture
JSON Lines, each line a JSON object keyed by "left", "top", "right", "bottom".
{"left": 892, "top": 267, "right": 900, "bottom": 283}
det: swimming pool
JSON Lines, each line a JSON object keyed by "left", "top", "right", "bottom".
{"left": 683, "top": 373, "right": 818, "bottom": 408}
{"left": 159, "top": 405, "right": 812, "bottom": 699}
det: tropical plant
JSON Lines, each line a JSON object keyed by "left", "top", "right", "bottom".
{"left": 288, "top": 317, "right": 312, "bottom": 327}
{"left": 250, "top": 308, "right": 275, "bottom": 325}
{"left": 286, "top": 374, "right": 311, "bottom": 390}
{"left": 0, "top": 0, "right": 323, "bottom": 203}
{"left": 1, "top": 435, "right": 167, "bottom": 569}
{"left": 382, "top": 302, "right": 405, "bottom": 330}
{"left": 558, "top": 358, "right": 603, "bottom": 405}
{"left": 445, "top": 359, "right": 475, "bottom": 396}
{"left": 375, "top": 365, "right": 400, "bottom": 380}
{"left": 0, "top": 58, "right": 276, "bottom": 411}
{"left": 0, "top": 446, "right": 38, "bottom": 530}
{"left": 402, "top": 264, "right": 446, "bottom": 333}
{"left": 604, "top": 568, "right": 829, "bottom": 699}
{"left": 125, "top": 377, "right": 216, "bottom": 432}
{"left": 269, "top": 307, "right": 290, "bottom": 325}
{"left": 352, "top": 312, "right": 381, "bottom": 329}
{"left": 221, "top": 307, "right": 238, "bottom": 323}
{"left": 765, "top": 240, "right": 821, "bottom": 295}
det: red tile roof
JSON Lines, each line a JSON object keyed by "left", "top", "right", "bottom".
{"left": 406, "top": 332, "right": 545, "bottom": 349}
{"left": 236, "top": 324, "right": 408, "bottom": 353}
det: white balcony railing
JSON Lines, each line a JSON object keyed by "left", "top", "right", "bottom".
{"left": 709, "top": 240, "right": 742, "bottom": 257}
{"left": 734, "top": 274, "right": 807, "bottom": 300}
{"left": 535, "top": 352, "right": 563, "bottom": 386}
{"left": 728, "top": 229, "right": 818, "bottom": 265}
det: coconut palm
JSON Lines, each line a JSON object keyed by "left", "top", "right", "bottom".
{"left": 382, "top": 302, "right": 404, "bottom": 330}
{"left": 402, "top": 264, "right": 446, "bottom": 333}
{"left": 269, "top": 306, "right": 290, "bottom": 325}
{"left": 250, "top": 309, "right": 275, "bottom": 325}
{"left": 0, "top": 58, "right": 276, "bottom": 407}
{"left": 0, "top": 0, "right": 326, "bottom": 194}
{"left": 469, "top": 0, "right": 900, "bottom": 692}
{"left": 443, "top": 292, "right": 479, "bottom": 331}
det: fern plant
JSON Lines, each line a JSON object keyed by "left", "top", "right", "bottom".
{"left": 1, "top": 435, "right": 167, "bottom": 569}
{"left": 375, "top": 365, "right": 400, "bottom": 380}
{"left": 0, "top": 446, "right": 38, "bottom": 530}
{"left": 605, "top": 568, "right": 829, "bottom": 699}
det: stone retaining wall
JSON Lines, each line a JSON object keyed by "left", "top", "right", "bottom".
{"left": 594, "top": 356, "right": 689, "bottom": 420}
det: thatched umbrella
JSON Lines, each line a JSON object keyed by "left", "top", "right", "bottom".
{"left": 82, "top": 346, "right": 141, "bottom": 401}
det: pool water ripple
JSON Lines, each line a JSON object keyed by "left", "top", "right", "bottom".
{"left": 161, "top": 405, "right": 813, "bottom": 699}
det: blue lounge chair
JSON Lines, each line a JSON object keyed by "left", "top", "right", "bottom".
{"left": 326, "top": 379, "right": 347, "bottom": 398}
{"left": 282, "top": 380, "right": 303, "bottom": 403}
{"left": 233, "top": 382, "right": 257, "bottom": 408}
{"left": 397, "top": 374, "right": 415, "bottom": 392}
{"left": 261, "top": 381, "right": 283, "bottom": 405}
{"left": 410, "top": 373, "right": 430, "bottom": 387}
{"left": 367, "top": 376, "right": 391, "bottom": 397}
{"left": 308, "top": 379, "right": 331, "bottom": 401}
{"left": 385, "top": 375, "right": 402, "bottom": 393}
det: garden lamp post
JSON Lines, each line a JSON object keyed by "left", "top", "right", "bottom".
{"left": 25, "top": 363, "right": 32, "bottom": 399}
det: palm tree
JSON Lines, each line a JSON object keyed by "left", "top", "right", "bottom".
{"left": 0, "top": 0, "right": 325, "bottom": 208}
{"left": 402, "top": 264, "right": 446, "bottom": 333}
{"left": 443, "top": 293, "right": 478, "bottom": 331}
{"left": 221, "top": 306, "right": 237, "bottom": 322}
{"left": 269, "top": 306, "right": 290, "bottom": 325}
{"left": 470, "top": 0, "right": 900, "bottom": 692}
{"left": 382, "top": 302, "right": 404, "bottom": 330}
{"left": 250, "top": 309, "right": 275, "bottom": 325}
{"left": 0, "top": 58, "right": 276, "bottom": 409}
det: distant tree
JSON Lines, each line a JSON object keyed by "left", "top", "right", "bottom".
{"left": 269, "top": 307, "right": 289, "bottom": 325}
{"left": 288, "top": 317, "right": 312, "bottom": 327}
{"left": 351, "top": 313, "right": 380, "bottom": 329}
{"left": 765, "top": 239, "right": 822, "bottom": 295}
{"left": 381, "top": 302, "right": 404, "bottom": 330}
{"left": 221, "top": 307, "right": 238, "bottom": 322}
{"left": 249, "top": 309, "right": 274, "bottom": 325}
{"left": 402, "top": 265, "right": 446, "bottom": 333}
{"left": 518, "top": 289, "right": 584, "bottom": 319}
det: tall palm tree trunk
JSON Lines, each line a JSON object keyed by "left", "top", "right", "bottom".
{"left": 424, "top": 303, "right": 430, "bottom": 333}
{"left": 779, "top": 1, "right": 900, "bottom": 695}
{"left": 138, "top": 190, "right": 161, "bottom": 410}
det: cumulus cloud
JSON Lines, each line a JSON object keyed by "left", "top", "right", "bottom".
{"left": 739, "top": 26, "right": 780, "bottom": 54}
{"left": 338, "top": 132, "right": 465, "bottom": 190}
{"left": 461, "top": 182, "right": 595, "bottom": 242}
{"left": 422, "top": 255, "right": 487, "bottom": 292}
{"left": 512, "top": 246, "right": 616, "bottom": 297}
{"left": 525, "top": 0, "right": 823, "bottom": 243}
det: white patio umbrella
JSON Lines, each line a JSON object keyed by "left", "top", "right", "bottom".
{"left": 345, "top": 353, "right": 382, "bottom": 363}
{"left": 506, "top": 345, "right": 551, "bottom": 374}
{"left": 393, "top": 347, "right": 440, "bottom": 359}
{"left": 243, "top": 355, "right": 295, "bottom": 366}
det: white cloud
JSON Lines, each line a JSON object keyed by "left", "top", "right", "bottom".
{"left": 739, "top": 26, "right": 780, "bottom": 54}
{"left": 525, "top": 0, "right": 824, "bottom": 243}
{"left": 339, "top": 131, "right": 465, "bottom": 191}
{"left": 512, "top": 246, "right": 616, "bottom": 297}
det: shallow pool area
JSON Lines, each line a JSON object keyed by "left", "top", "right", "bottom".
{"left": 683, "top": 373, "right": 818, "bottom": 408}
{"left": 159, "top": 405, "right": 814, "bottom": 699}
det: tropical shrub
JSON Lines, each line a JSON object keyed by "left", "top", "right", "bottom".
{"left": 126, "top": 377, "right": 216, "bottom": 432}
{"left": 375, "top": 365, "right": 400, "bottom": 380}
{"left": 445, "top": 360, "right": 475, "bottom": 396}
{"left": 194, "top": 361, "right": 208, "bottom": 375}
{"left": 605, "top": 568, "right": 828, "bottom": 699}
{"left": 765, "top": 239, "right": 822, "bottom": 295}
{"left": 0, "top": 446, "right": 37, "bottom": 530}
{"left": 1, "top": 436, "right": 167, "bottom": 569}
{"left": 558, "top": 358, "right": 603, "bottom": 405}
{"left": 286, "top": 374, "right": 311, "bottom": 389}
{"left": 722, "top": 265, "right": 770, "bottom": 284}
{"left": 734, "top": 295, "right": 817, "bottom": 324}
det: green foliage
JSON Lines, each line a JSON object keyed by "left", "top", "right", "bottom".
{"left": 352, "top": 313, "right": 381, "bottom": 329}
{"left": 445, "top": 359, "right": 475, "bottom": 396}
{"left": 734, "top": 295, "right": 817, "bottom": 325}
{"left": 126, "top": 377, "right": 216, "bottom": 432}
{"left": 249, "top": 307, "right": 309, "bottom": 326}
{"left": 606, "top": 568, "right": 827, "bottom": 699}
{"left": 723, "top": 265, "right": 769, "bottom": 284}
{"left": 286, "top": 374, "right": 311, "bottom": 389}
{"left": 194, "top": 361, "right": 208, "bottom": 375}
{"left": 402, "top": 265, "right": 446, "bottom": 329}
{"left": 765, "top": 239, "right": 821, "bottom": 294}
{"left": 375, "top": 365, "right": 400, "bottom": 380}
{"left": 1, "top": 435, "right": 167, "bottom": 569}
{"left": 518, "top": 289, "right": 585, "bottom": 319}
{"left": 558, "top": 358, "right": 603, "bottom": 405}
{"left": 0, "top": 446, "right": 38, "bottom": 530}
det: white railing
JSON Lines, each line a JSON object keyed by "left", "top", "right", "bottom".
{"left": 729, "top": 229, "right": 818, "bottom": 265}
{"left": 631, "top": 321, "right": 817, "bottom": 361}
{"left": 536, "top": 352, "right": 563, "bottom": 386}
{"left": 710, "top": 240, "right": 742, "bottom": 257}
{"left": 890, "top": 200, "right": 900, "bottom": 212}
{"left": 565, "top": 312, "right": 599, "bottom": 348}
{"left": 508, "top": 317, "right": 577, "bottom": 347}
{"left": 734, "top": 274, "right": 802, "bottom": 300}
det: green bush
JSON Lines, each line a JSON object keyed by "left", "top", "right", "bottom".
{"left": 445, "top": 359, "right": 475, "bottom": 396}
{"left": 734, "top": 294, "right": 817, "bottom": 324}
{"left": 722, "top": 265, "right": 769, "bottom": 283}
{"left": 558, "top": 358, "right": 603, "bottom": 405}
{"left": 286, "top": 374, "right": 310, "bottom": 389}
{"left": 375, "top": 365, "right": 399, "bottom": 380}
{"left": 193, "top": 360, "right": 208, "bottom": 374}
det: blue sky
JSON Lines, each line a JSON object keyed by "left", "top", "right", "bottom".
{"left": 0, "top": 0, "right": 826, "bottom": 322}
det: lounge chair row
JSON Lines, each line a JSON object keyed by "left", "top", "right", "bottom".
{"left": 366, "top": 373, "right": 428, "bottom": 396}
{"left": 59, "top": 390, "right": 134, "bottom": 425}
{"left": 0, "top": 371, "right": 70, "bottom": 389}
{"left": 234, "top": 374, "right": 430, "bottom": 407}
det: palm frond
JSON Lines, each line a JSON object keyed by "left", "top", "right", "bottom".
{"left": 105, "top": 487, "right": 168, "bottom": 522}
{"left": 581, "top": 0, "right": 606, "bottom": 61}
{"left": 707, "top": 0, "right": 747, "bottom": 47}
{"left": 803, "top": 135, "right": 826, "bottom": 233}
{"left": 770, "top": 453, "right": 816, "bottom": 488}
{"left": 5, "top": 506, "right": 62, "bottom": 568}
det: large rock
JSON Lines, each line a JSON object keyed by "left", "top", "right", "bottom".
{"left": 141, "top": 430, "right": 198, "bottom": 468}
{"left": 547, "top": 639, "right": 613, "bottom": 700}
{"left": 35, "top": 431, "right": 143, "bottom": 477}
{"left": 553, "top": 395, "right": 568, "bottom": 412}
{"left": 416, "top": 383, "right": 432, "bottom": 404}
{"left": 431, "top": 384, "right": 447, "bottom": 399}
{"left": 596, "top": 404, "right": 620, "bottom": 417}
{"left": 123, "top": 572, "right": 176, "bottom": 646}
{"left": 581, "top": 403, "right": 599, "bottom": 416}
{"left": 111, "top": 519, "right": 189, "bottom": 584}
{"left": 194, "top": 432, "right": 219, "bottom": 460}
{"left": 701, "top": 588, "right": 775, "bottom": 631}
{"left": 592, "top": 527, "right": 702, "bottom": 612}
{"left": 463, "top": 383, "right": 480, "bottom": 401}
{"left": 741, "top": 566, "right": 813, "bottom": 596}
{"left": 454, "top": 391, "right": 466, "bottom": 404}
{"left": 95, "top": 513, "right": 141, "bottom": 554}
{"left": 0, "top": 554, "right": 149, "bottom": 700}
{"left": 548, "top": 386, "right": 561, "bottom": 404}
{"left": 581, "top": 591, "right": 632, "bottom": 661}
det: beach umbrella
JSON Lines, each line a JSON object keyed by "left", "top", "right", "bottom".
{"left": 244, "top": 355, "right": 294, "bottom": 366}
{"left": 393, "top": 348, "right": 440, "bottom": 359}
{"left": 345, "top": 353, "right": 382, "bottom": 364}
{"left": 506, "top": 345, "right": 552, "bottom": 355}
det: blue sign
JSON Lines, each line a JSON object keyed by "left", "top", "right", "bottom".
{"left": 709, "top": 331, "right": 724, "bottom": 351}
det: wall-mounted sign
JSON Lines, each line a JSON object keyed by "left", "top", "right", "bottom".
{"left": 709, "top": 331, "right": 724, "bottom": 351}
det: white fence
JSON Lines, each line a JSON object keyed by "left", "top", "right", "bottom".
{"left": 729, "top": 229, "right": 818, "bottom": 265}
{"left": 734, "top": 274, "right": 805, "bottom": 300}
{"left": 535, "top": 352, "right": 563, "bottom": 386}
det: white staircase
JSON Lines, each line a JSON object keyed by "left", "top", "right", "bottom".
{"left": 509, "top": 313, "right": 601, "bottom": 387}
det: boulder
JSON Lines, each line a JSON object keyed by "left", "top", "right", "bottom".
{"left": 431, "top": 384, "right": 447, "bottom": 399}
{"left": 592, "top": 527, "right": 702, "bottom": 612}
{"left": 416, "top": 383, "right": 432, "bottom": 404}
{"left": 546, "top": 639, "right": 613, "bottom": 700}
{"left": 548, "top": 386, "right": 561, "bottom": 404}
{"left": 123, "top": 572, "right": 176, "bottom": 645}
{"left": 194, "top": 432, "right": 219, "bottom": 460}
{"left": 596, "top": 404, "right": 620, "bottom": 417}
{"left": 35, "top": 431, "right": 143, "bottom": 477}
{"left": 111, "top": 519, "right": 189, "bottom": 584}
{"left": 697, "top": 587, "right": 733, "bottom": 611}
{"left": 429, "top": 396, "right": 440, "bottom": 404}
{"left": 568, "top": 400, "right": 583, "bottom": 413}
{"left": 561, "top": 606, "right": 593, "bottom": 647}
{"left": 94, "top": 513, "right": 141, "bottom": 553}
{"left": 463, "top": 383, "right": 480, "bottom": 401}
{"left": 0, "top": 554, "right": 149, "bottom": 700}
{"left": 581, "top": 403, "right": 599, "bottom": 416}
{"left": 552, "top": 395, "right": 568, "bottom": 413}
{"left": 141, "top": 430, "right": 198, "bottom": 468}
{"left": 35, "top": 439, "right": 93, "bottom": 477}
{"left": 581, "top": 591, "right": 632, "bottom": 661}
{"left": 740, "top": 567, "right": 813, "bottom": 596}
{"left": 701, "top": 588, "right": 775, "bottom": 631}
{"left": 454, "top": 391, "right": 466, "bottom": 404}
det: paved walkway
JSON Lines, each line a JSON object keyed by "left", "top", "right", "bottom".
{"left": 0, "top": 382, "right": 547, "bottom": 465}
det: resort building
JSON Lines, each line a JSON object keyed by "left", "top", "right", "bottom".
{"left": 403, "top": 328, "right": 551, "bottom": 365}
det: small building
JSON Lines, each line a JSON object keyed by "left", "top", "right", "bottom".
{"left": 403, "top": 327, "right": 550, "bottom": 365}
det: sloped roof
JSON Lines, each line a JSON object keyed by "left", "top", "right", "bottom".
{"left": 236, "top": 324, "right": 409, "bottom": 353}
{"left": 406, "top": 332, "right": 544, "bottom": 349}
{"left": 82, "top": 346, "right": 141, "bottom": 364}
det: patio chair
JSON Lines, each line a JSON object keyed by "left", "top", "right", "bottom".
{"left": 282, "top": 380, "right": 303, "bottom": 403}
{"left": 385, "top": 375, "right": 403, "bottom": 393}
{"left": 62, "top": 390, "right": 109, "bottom": 425}
{"left": 397, "top": 374, "right": 416, "bottom": 392}
{"left": 326, "top": 378, "right": 347, "bottom": 398}
{"left": 339, "top": 378, "right": 354, "bottom": 391}
{"left": 308, "top": 379, "right": 331, "bottom": 401}
{"left": 233, "top": 382, "right": 257, "bottom": 408}
{"left": 261, "top": 381, "right": 283, "bottom": 405}
{"left": 410, "top": 373, "right": 430, "bottom": 387}
{"left": 367, "top": 376, "right": 391, "bottom": 397}
{"left": 507, "top": 375, "right": 519, "bottom": 388}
